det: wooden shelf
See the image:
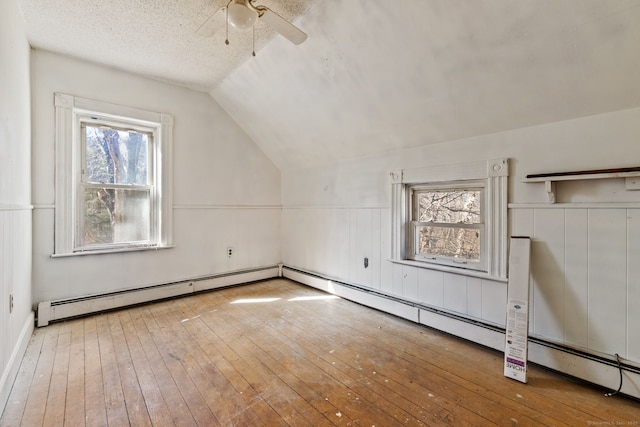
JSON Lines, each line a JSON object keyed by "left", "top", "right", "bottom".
{"left": 523, "top": 167, "right": 640, "bottom": 203}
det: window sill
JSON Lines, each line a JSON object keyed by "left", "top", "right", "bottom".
{"left": 51, "top": 245, "right": 175, "bottom": 258}
{"left": 388, "top": 258, "right": 508, "bottom": 283}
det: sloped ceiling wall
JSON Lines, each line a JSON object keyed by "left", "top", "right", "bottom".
{"left": 210, "top": 0, "right": 640, "bottom": 171}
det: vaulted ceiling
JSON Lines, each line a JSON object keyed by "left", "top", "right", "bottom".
{"left": 18, "top": 0, "right": 640, "bottom": 170}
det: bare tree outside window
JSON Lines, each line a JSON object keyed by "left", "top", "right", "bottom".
{"left": 413, "top": 189, "right": 482, "bottom": 261}
{"left": 80, "top": 125, "right": 151, "bottom": 247}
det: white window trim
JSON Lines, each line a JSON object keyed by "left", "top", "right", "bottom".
{"left": 53, "top": 93, "right": 173, "bottom": 256}
{"left": 390, "top": 158, "right": 508, "bottom": 280}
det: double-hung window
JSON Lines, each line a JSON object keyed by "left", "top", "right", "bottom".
{"left": 54, "top": 93, "right": 173, "bottom": 255}
{"left": 78, "top": 120, "right": 154, "bottom": 250}
{"left": 408, "top": 182, "right": 485, "bottom": 270}
{"left": 390, "top": 158, "right": 508, "bottom": 279}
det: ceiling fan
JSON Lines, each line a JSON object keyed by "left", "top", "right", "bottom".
{"left": 196, "top": 0, "right": 307, "bottom": 54}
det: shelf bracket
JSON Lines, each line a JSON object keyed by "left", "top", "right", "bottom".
{"left": 544, "top": 181, "right": 556, "bottom": 204}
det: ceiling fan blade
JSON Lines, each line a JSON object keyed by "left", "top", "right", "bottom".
{"left": 259, "top": 8, "right": 307, "bottom": 45}
{"left": 195, "top": 6, "right": 226, "bottom": 37}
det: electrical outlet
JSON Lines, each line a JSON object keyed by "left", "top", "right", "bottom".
{"left": 9, "top": 294, "right": 14, "bottom": 313}
{"left": 227, "top": 247, "right": 234, "bottom": 258}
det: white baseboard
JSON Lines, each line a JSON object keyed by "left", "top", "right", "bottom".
{"left": 418, "top": 309, "right": 505, "bottom": 351}
{"left": 1, "top": 312, "right": 35, "bottom": 417}
{"left": 283, "top": 268, "right": 419, "bottom": 322}
{"left": 37, "top": 266, "right": 279, "bottom": 327}
{"left": 283, "top": 266, "right": 640, "bottom": 400}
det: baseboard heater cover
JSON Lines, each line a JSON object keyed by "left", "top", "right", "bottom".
{"left": 37, "top": 265, "right": 279, "bottom": 327}
{"left": 282, "top": 267, "right": 420, "bottom": 322}
{"left": 282, "top": 266, "right": 640, "bottom": 400}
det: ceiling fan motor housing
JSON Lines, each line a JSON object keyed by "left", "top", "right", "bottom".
{"left": 227, "top": 0, "right": 258, "bottom": 29}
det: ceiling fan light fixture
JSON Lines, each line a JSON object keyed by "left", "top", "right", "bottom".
{"left": 227, "top": 2, "right": 258, "bottom": 30}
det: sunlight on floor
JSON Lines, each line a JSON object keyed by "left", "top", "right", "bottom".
{"left": 230, "top": 297, "right": 282, "bottom": 304}
{"left": 287, "top": 295, "right": 340, "bottom": 302}
{"left": 230, "top": 294, "right": 340, "bottom": 304}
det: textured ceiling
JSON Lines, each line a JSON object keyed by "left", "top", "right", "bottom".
{"left": 17, "top": 0, "right": 640, "bottom": 171}
{"left": 18, "top": 0, "right": 320, "bottom": 91}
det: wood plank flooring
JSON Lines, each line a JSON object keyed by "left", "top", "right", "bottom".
{"left": 1, "top": 278, "right": 638, "bottom": 426}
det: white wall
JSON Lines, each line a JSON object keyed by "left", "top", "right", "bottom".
{"left": 31, "top": 50, "right": 282, "bottom": 303}
{"left": 281, "top": 106, "right": 640, "bottom": 365}
{"left": 0, "top": 0, "right": 34, "bottom": 413}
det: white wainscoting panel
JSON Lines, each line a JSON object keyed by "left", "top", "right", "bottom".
{"left": 282, "top": 206, "right": 508, "bottom": 327}
{"left": 588, "top": 209, "right": 627, "bottom": 355}
{"left": 379, "top": 209, "right": 393, "bottom": 293}
{"left": 0, "top": 207, "right": 33, "bottom": 414}
{"left": 531, "top": 209, "right": 565, "bottom": 342}
{"left": 417, "top": 268, "right": 442, "bottom": 306}
{"left": 443, "top": 273, "right": 467, "bottom": 314}
{"left": 354, "top": 209, "right": 373, "bottom": 286}
{"left": 511, "top": 206, "right": 640, "bottom": 364}
{"left": 466, "top": 277, "right": 483, "bottom": 319}
{"left": 564, "top": 209, "right": 589, "bottom": 348}
{"left": 627, "top": 209, "right": 640, "bottom": 361}
{"left": 480, "top": 279, "right": 508, "bottom": 325}
{"left": 401, "top": 264, "right": 419, "bottom": 301}
{"left": 336, "top": 209, "right": 350, "bottom": 281}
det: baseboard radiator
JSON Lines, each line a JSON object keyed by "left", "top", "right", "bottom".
{"left": 37, "top": 265, "right": 281, "bottom": 327}
{"left": 282, "top": 266, "right": 640, "bottom": 400}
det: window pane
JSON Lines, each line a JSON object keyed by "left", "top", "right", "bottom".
{"left": 417, "top": 190, "right": 480, "bottom": 224}
{"left": 417, "top": 225, "right": 480, "bottom": 260}
{"left": 84, "top": 125, "right": 149, "bottom": 185}
{"left": 80, "top": 188, "right": 150, "bottom": 246}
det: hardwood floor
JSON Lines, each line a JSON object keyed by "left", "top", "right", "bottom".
{"left": 1, "top": 278, "right": 638, "bottom": 426}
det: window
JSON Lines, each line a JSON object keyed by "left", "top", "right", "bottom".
{"left": 408, "top": 182, "right": 485, "bottom": 270}
{"left": 78, "top": 121, "right": 153, "bottom": 249}
{"left": 54, "top": 93, "right": 173, "bottom": 255}
{"left": 390, "top": 159, "right": 508, "bottom": 279}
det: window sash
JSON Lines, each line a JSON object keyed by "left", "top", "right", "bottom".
{"left": 80, "top": 121, "right": 154, "bottom": 185}
{"left": 412, "top": 187, "right": 482, "bottom": 224}
{"left": 407, "top": 182, "right": 487, "bottom": 271}
{"left": 409, "top": 221, "right": 485, "bottom": 268}
{"left": 75, "top": 112, "right": 159, "bottom": 252}
{"left": 76, "top": 185, "right": 155, "bottom": 250}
